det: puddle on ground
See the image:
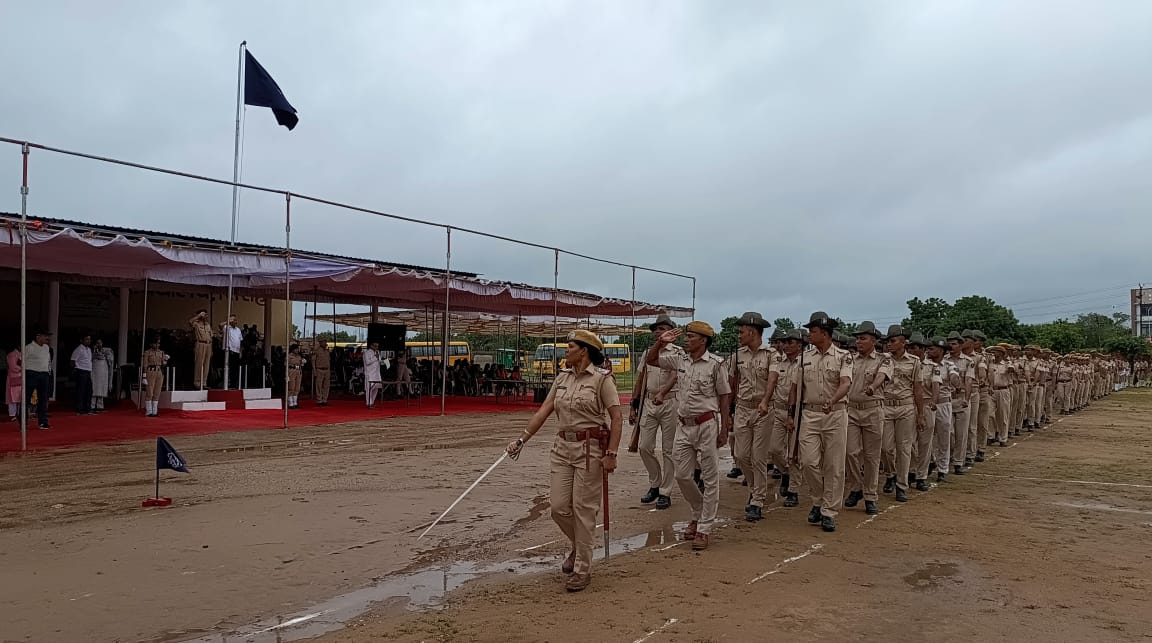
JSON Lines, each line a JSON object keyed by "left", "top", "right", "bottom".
{"left": 903, "top": 562, "right": 959, "bottom": 591}
{"left": 182, "top": 529, "right": 668, "bottom": 642}
{"left": 1052, "top": 501, "right": 1152, "bottom": 515}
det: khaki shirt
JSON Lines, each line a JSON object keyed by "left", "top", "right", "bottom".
{"left": 771, "top": 353, "right": 800, "bottom": 405}
{"left": 936, "top": 358, "right": 962, "bottom": 400}
{"left": 990, "top": 361, "right": 1012, "bottom": 388}
{"left": 143, "top": 348, "right": 167, "bottom": 369}
{"left": 799, "top": 344, "right": 853, "bottom": 405}
{"left": 547, "top": 365, "right": 621, "bottom": 430}
{"left": 884, "top": 351, "right": 922, "bottom": 401}
{"left": 312, "top": 346, "right": 331, "bottom": 369}
{"left": 732, "top": 343, "right": 775, "bottom": 404}
{"left": 968, "top": 351, "right": 989, "bottom": 389}
{"left": 848, "top": 350, "right": 893, "bottom": 402}
{"left": 641, "top": 344, "right": 683, "bottom": 398}
{"left": 657, "top": 350, "right": 731, "bottom": 416}
{"left": 918, "top": 356, "right": 938, "bottom": 400}
{"left": 288, "top": 353, "right": 304, "bottom": 369}
{"left": 190, "top": 319, "right": 212, "bottom": 343}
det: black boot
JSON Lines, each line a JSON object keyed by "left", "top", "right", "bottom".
{"left": 864, "top": 500, "right": 878, "bottom": 515}
{"left": 783, "top": 492, "right": 799, "bottom": 507}
{"left": 883, "top": 476, "right": 896, "bottom": 494}
{"left": 807, "top": 506, "right": 822, "bottom": 524}
{"left": 656, "top": 495, "right": 671, "bottom": 510}
{"left": 779, "top": 474, "right": 791, "bottom": 496}
{"left": 953, "top": 465, "right": 966, "bottom": 476}
{"left": 844, "top": 490, "right": 863, "bottom": 508}
{"left": 895, "top": 488, "right": 908, "bottom": 502}
{"left": 937, "top": 471, "right": 948, "bottom": 483}
{"left": 726, "top": 467, "right": 743, "bottom": 479}
{"left": 916, "top": 479, "right": 929, "bottom": 492}
{"left": 975, "top": 451, "right": 985, "bottom": 463}
{"left": 640, "top": 487, "right": 659, "bottom": 504}
{"left": 745, "top": 505, "right": 763, "bottom": 522}
{"left": 821, "top": 515, "right": 836, "bottom": 532}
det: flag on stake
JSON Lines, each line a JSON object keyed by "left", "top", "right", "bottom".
{"left": 244, "top": 50, "right": 298, "bottom": 130}
{"left": 144, "top": 437, "right": 189, "bottom": 507}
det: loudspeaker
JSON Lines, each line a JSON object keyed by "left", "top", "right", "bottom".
{"left": 367, "top": 323, "right": 406, "bottom": 355}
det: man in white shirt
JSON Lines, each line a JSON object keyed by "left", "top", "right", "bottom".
{"left": 70, "top": 334, "right": 94, "bottom": 415}
{"left": 363, "top": 341, "right": 383, "bottom": 408}
{"left": 24, "top": 329, "right": 53, "bottom": 429}
{"left": 220, "top": 314, "right": 243, "bottom": 389}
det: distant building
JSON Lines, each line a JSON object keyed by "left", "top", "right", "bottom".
{"left": 1130, "top": 288, "right": 1152, "bottom": 337}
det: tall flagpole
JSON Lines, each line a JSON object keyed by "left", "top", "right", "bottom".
{"left": 19, "top": 143, "right": 29, "bottom": 451}
{"left": 224, "top": 40, "right": 247, "bottom": 391}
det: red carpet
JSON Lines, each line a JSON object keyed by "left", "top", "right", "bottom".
{"left": 0, "top": 396, "right": 539, "bottom": 453}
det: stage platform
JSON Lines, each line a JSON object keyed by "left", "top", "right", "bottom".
{"left": 0, "top": 396, "right": 538, "bottom": 453}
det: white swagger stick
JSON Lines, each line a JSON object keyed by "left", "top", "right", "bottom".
{"left": 418, "top": 452, "right": 510, "bottom": 540}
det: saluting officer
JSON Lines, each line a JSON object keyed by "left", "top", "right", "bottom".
{"left": 647, "top": 321, "right": 733, "bottom": 551}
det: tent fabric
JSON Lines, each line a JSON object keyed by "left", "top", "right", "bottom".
{"left": 0, "top": 218, "right": 693, "bottom": 319}
{"left": 305, "top": 310, "right": 654, "bottom": 337}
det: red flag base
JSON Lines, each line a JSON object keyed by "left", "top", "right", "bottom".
{"left": 142, "top": 497, "right": 172, "bottom": 507}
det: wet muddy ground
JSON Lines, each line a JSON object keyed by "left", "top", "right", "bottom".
{"left": 2, "top": 391, "right": 1152, "bottom": 642}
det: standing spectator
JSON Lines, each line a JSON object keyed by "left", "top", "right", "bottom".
{"left": 71, "top": 334, "right": 94, "bottom": 415}
{"left": 220, "top": 314, "right": 243, "bottom": 389}
{"left": 24, "top": 330, "right": 52, "bottom": 429}
{"left": 90, "top": 338, "right": 115, "bottom": 412}
{"left": 363, "top": 341, "right": 383, "bottom": 407}
{"left": 7, "top": 344, "right": 21, "bottom": 421}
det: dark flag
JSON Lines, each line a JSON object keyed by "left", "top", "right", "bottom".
{"left": 244, "top": 50, "right": 298, "bottom": 130}
{"left": 156, "top": 437, "right": 190, "bottom": 474}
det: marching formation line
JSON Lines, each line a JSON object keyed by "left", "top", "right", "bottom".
{"left": 632, "top": 618, "right": 680, "bottom": 643}
{"left": 747, "top": 543, "right": 824, "bottom": 584}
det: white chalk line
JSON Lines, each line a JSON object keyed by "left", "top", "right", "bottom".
{"left": 515, "top": 539, "right": 560, "bottom": 552}
{"left": 856, "top": 502, "right": 903, "bottom": 528}
{"left": 971, "top": 473, "right": 1152, "bottom": 490}
{"left": 632, "top": 618, "right": 679, "bottom": 643}
{"left": 747, "top": 543, "right": 824, "bottom": 584}
{"left": 652, "top": 541, "right": 687, "bottom": 551}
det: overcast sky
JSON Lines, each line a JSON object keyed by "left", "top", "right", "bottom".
{"left": 2, "top": 1, "right": 1150, "bottom": 331}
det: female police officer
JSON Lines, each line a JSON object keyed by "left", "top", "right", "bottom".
{"left": 507, "top": 330, "right": 623, "bottom": 592}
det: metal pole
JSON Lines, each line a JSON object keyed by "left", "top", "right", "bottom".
{"left": 441, "top": 227, "right": 451, "bottom": 416}
{"left": 631, "top": 266, "right": 637, "bottom": 378}
{"left": 311, "top": 286, "right": 318, "bottom": 399}
{"left": 224, "top": 41, "right": 247, "bottom": 391}
{"left": 18, "top": 143, "right": 29, "bottom": 450}
{"left": 691, "top": 276, "right": 697, "bottom": 321}
{"left": 139, "top": 276, "right": 149, "bottom": 412}
{"left": 283, "top": 193, "right": 291, "bottom": 429}
{"left": 552, "top": 249, "right": 559, "bottom": 374}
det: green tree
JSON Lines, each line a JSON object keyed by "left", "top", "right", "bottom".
{"left": 712, "top": 316, "right": 740, "bottom": 354}
{"left": 1031, "top": 319, "right": 1084, "bottom": 354}
{"left": 1104, "top": 335, "right": 1151, "bottom": 382}
{"left": 1076, "top": 312, "right": 1128, "bottom": 349}
{"left": 613, "top": 331, "right": 656, "bottom": 354}
{"left": 834, "top": 318, "right": 860, "bottom": 335}
{"left": 315, "top": 330, "right": 358, "bottom": 343}
{"left": 902, "top": 297, "right": 952, "bottom": 337}
{"left": 773, "top": 317, "right": 796, "bottom": 332}
{"left": 950, "top": 296, "right": 1023, "bottom": 342}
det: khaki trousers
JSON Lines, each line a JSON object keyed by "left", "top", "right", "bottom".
{"left": 734, "top": 404, "right": 772, "bottom": 506}
{"left": 992, "top": 389, "right": 1011, "bottom": 442}
{"left": 884, "top": 402, "right": 917, "bottom": 492}
{"left": 1025, "top": 385, "right": 1039, "bottom": 423}
{"left": 799, "top": 407, "right": 848, "bottom": 518}
{"left": 314, "top": 369, "right": 330, "bottom": 403}
{"left": 846, "top": 405, "right": 883, "bottom": 502}
{"left": 913, "top": 403, "right": 936, "bottom": 480}
{"left": 966, "top": 390, "right": 981, "bottom": 460}
{"left": 638, "top": 398, "right": 677, "bottom": 496}
{"left": 951, "top": 402, "right": 969, "bottom": 467}
{"left": 287, "top": 370, "right": 302, "bottom": 396}
{"left": 549, "top": 435, "right": 603, "bottom": 577}
{"left": 977, "top": 388, "right": 993, "bottom": 451}
{"left": 1012, "top": 383, "right": 1027, "bottom": 431}
{"left": 145, "top": 369, "right": 164, "bottom": 402}
{"left": 1057, "top": 381, "right": 1071, "bottom": 412}
{"left": 768, "top": 407, "right": 799, "bottom": 494}
{"left": 1032, "top": 385, "right": 1045, "bottom": 422}
{"left": 194, "top": 341, "right": 211, "bottom": 389}
{"left": 673, "top": 417, "right": 720, "bottom": 534}
{"left": 932, "top": 401, "right": 954, "bottom": 472}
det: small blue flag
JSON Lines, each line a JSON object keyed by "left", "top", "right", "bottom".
{"left": 157, "top": 437, "right": 190, "bottom": 474}
{"left": 244, "top": 49, "right": 298, "bottom": 130}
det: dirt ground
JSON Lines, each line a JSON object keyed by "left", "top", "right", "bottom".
{"left": 2, "top": 390, "right": 1152, "bottom": 643}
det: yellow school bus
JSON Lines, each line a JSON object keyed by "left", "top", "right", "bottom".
{"left": 532, "top": 342, "right": 630, "bottom": 375}
{"left": 406, "top": 341, "right": 472, "bottom": 366}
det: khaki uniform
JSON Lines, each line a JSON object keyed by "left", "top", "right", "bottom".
{"left": 931, "top": 357, "right": 961, "bottom": 471}
{"left": 190, "top": 319, "right": 213, "bottom": 389}
{"left": 655, "top": 349, "right": 731, "bottom": 535}
{"left": 882, "top": 351, "right": 921, "bottom": 492}
{"left": 964, "top": 351, "right": 986, "bottom": 460}
{"left": 949, "top": 353, "right": 974, "bottom": 468}
{"left": 798, "top": 344, "right": 852, "bottom": 518}
{"left": 143, "top": 348, "right": 167, "bottom": 402}
{"left": 546, "top": 366, "right": 621, "bottom": 577}
{"left": 1055, "top": 361, "right": 1073, "bottom": 413}
{"left": 974, "top": 350, "right": 994, "bottom": 453}
{"left": 913, "top": 358, "right": 943, "bottom": 480}
{"left": 1010, "top": 356, "right": 1028, "bottom": 434}
{"left": 732, "top": 343, "right": 776, "bottom": 507}
{"left": 767, "top": 353, "right": 801, "bottom": 494}
{"left": 287, "top": 353, "right": 304, "bottom": 397}
{"left": 312, "top": 345, "right": 331, "bottom": 403}
{"left": 846, "top": 350, "right": 892, "bottom": 502}
{"left": 989, "top": 360, "right": 1013, "bottom": 442}
{"left": 638, "top": 345, "right": 683, "bottom": 498}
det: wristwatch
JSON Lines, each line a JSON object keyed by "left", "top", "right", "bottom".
{"left": 605, "top": 450, "right": 618, "bottom": 457}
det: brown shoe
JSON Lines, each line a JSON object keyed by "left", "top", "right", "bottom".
{"left": 565, "top": 573, "right": 591, "bottom": 592}
{"left": 561, "top": 550, "right": 575, "bottom": 575}
{"left": 692, "top": 533, "right": 710, "bottom": 551}
{"left": 682, "top": 520, "right": 698, "bottom": 540}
